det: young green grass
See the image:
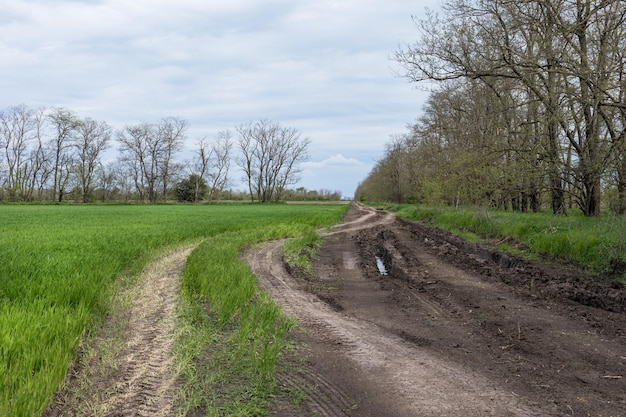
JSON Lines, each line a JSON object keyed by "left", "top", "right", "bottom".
{"left": 0, "top": 203, "right": 348, "bottom": 417}
{"left": 175, "top": 218, "right": 343, "bottom": 416}
{"left": 282, "top": 227, "right": 322, "bottom": 275}
{"left": 389, "top": 204, "right": 626, "bottom": 277}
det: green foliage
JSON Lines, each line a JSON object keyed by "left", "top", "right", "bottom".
{"left": 174, "top": 174, "right": 209, "bottom": 202}
{"left": 0, "top": 203, "right": 348, "bottom": 417}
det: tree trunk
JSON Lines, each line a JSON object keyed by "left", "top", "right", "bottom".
{"left": 617, "top": 154, "right": 626, "bottom": 215}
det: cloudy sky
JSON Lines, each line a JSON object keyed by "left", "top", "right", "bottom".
{"left": 0, "top": 0, "right": 439, "bottom": 198}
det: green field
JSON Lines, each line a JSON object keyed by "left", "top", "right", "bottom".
{"left": 0, "top": 203, "right": 348, "bottom": 417}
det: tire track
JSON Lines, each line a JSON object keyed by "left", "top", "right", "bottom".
{"left": 278, "top": 366, "right": 354, "bottom": 417}
{"left": 101, "top": 246, "right": 194, "bottom": 417}
{"left": 247, "top": 204, "right": 544, "bottom": 416}
{"left": 46, "top": 245, "right": 195, "bottom": 417}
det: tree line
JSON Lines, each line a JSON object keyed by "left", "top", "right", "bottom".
{"left": 0, "top": 105, "right": 323, "bottom": 203}
{"left": 357, "top": 0, "right": 626, "bottom": 216}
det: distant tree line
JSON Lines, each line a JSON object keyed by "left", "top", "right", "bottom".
{"left": 358, "top": 0, "right": 626, "bottom": 216}
{"left": 0, "top": 105, "right": 321, "bottom": 203}
{"left": 282, "top": 187, "right": 343, "bottom": 201}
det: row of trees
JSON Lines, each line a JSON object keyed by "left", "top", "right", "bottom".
{"left": 0, "top": 104, "right": 314, "bottom": 203}
{"left": 174, "top": 180, "right": 342, "bottom": 203}
{"left": 0, "top": 105, "right": 111, "bottom": 203}
{"left": 358, "top": 0, "right": 626, "bottom": 216}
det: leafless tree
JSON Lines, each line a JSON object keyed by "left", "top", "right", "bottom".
{"left": 93, "top": 162, "right": 115, "bottom": 202}
{"left": 109, "top": 161, "right": 135, "bottom": 201}
{"left": 56, "top": 151, "right": 75, "bottom": 202}
{"left": 191, "top": 138, "right": 211, "bottom": 203}
{"left": 117, "top": 118, "right": 186, "bottom": 202}
{"left": 118, "top": 123, "right": 152, "bottom": 202}
{"left": 29, "top": 116, "right": 52, "bottom": 201}
{"left": 191, "top": 132, "right": 232, "bottom": 203}
{"left": 0, "top": 105, "right": 47, "bottom": 201}
{"left": 206, "top": 130, "right": 232, "bottom": 202}
{"left": 395, "top": 0, "right": 626, "bottom": 215}
{"left": 236, "top": 120, "right": 310, "bottom": 203}
{"left": 157, "top": 117, "right": 186, "bottom": 201}
{"left": 47, "top": 108, "right": 81, "bottom": 202}
{"left": 237, "top": 126, "right": 256, "bottom": 201}
{"left": 74, "top": 118, "right": 111, "bottom": 202}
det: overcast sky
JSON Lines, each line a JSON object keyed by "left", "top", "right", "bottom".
{"left": 0, "top": 0, "right": 440, "bottom": 198}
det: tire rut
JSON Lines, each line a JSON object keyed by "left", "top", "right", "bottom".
{"left": 247, "top": 204, "right": 544, "bottom": 416}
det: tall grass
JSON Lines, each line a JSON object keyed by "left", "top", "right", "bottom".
{"left": 0, "top": 203, "right": 348, "bottom": 417}
{"left": 389, "top": 204, "right": 626, "bottom": 275}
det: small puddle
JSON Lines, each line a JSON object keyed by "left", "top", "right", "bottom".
{"left": 375, "top": 256, "right": 388, "bottom": 275}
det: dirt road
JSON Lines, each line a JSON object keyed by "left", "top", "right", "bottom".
{"left": 247, "top": 203, "right": 626, "bottom": 417}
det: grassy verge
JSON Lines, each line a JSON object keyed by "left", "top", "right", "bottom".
{"left": 385, "top": 204, "right": 626, "bottom": 278}
{"left": 282, "top": 227, "right": 323, "bottom": 275}
{"left": 0, "top": 203, "right": 348, "bottom": 417}
{"left": 175, "top": 209, "right": 345, "bottom": 416}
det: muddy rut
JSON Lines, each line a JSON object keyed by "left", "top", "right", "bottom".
{"left": 247, "top": 204, "right": 626, "bottom": 417}
{"left": 46, "top": 246, "right": 195, "bottom": 417}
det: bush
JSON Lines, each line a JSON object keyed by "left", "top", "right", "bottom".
{"left": 174, "top": 175, "right": 208, "bottom": 203}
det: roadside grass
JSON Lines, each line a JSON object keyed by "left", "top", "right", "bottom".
{"left": 0, "top": 203, "right": 348, "bottom": 417}
{"left": 176, "top": 216, "right": 341, "bottom": 416}
{"left": 387, "top": 204, "right": 626, "bottom": 278}
{"left": 282, "top": 227, "right": 322, "bottom": 275}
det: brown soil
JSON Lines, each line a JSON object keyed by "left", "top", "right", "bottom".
{"left": 45, "top": 245, "right": 195, "bottom": 417}
{"left": 247, "top": 203, "right": 626, "bottom": 417}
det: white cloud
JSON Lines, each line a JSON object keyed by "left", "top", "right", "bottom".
{"left": 302, "top": 154, "right": 364, "bottom": 169}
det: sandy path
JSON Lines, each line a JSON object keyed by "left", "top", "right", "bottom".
{"left": 46, "top": 245, "right": 195, "bottom": 417}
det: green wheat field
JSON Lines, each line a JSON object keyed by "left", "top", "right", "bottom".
{"left": 0, "top": 203, "right": 348, "bottom": 417}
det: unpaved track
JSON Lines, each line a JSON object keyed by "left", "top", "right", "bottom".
{"left": 247, "top": 204, "right": 626, "bottom": 417}
{"left": 46, "top": 245, "right": 195, "bottom": 417}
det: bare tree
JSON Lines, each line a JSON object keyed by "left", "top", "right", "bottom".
{"left": 93, "top": 162, "right": 116, "bottom": 202}
{"left": 236, "top": 120, "right": 310, "bottom": 203}
{"left": 118, "top": 123, "right": 157, "bottom": 202}
{"left": 191, "top": 131, "right": 232, "bottom": 203}
{"left": 74, "top": 118, "right": 111, "bottom": 202}
{"left": 110, "top": 161, "right": 135, "bottom": 202}
{"left": 117, "top": 118, "right": 186, "bottom": 202}
{"left": 47, "top": 108, "right": 81, "bottom": 202}
{"left": 191, "top": 138, "right": 212, "bottom": 203}
{"left": 237, "top": 126, "right": 256, "bottom": 202}
{"left": 28, "top": 113, "right": 51, "bottom": 202}
{"left": 207, "top": 130, "right": 232, "bottom": 202}
{"left": 395, "top": 0, "right": 568, "bottom": 212}
{"left": 395, "top": 0, "right": 626, "bottom": 215}
{"left": 0, "top": 105, "right": 46, "bottom": 201}
{"left": 57, "top": 151, "right": 75, "bottom": 202}
{"left": 157, "top": 117, "right": 186, "bottom": 201}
